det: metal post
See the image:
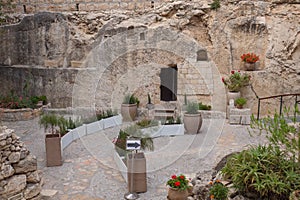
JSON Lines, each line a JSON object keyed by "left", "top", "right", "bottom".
{"left": 279, "top": 96, "right": 283, "bottom": 116}
{"left": 257, "top": 99, "right": 261, "bottom": 120}
{"left": 295, "top": 95, "right": 298, "bottom": 120}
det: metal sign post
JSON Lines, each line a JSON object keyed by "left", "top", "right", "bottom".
{"left": 124, "top": 139, "right": 141, "bottom": 200}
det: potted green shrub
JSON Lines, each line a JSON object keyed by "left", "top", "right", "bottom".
{"left": 121, "top": 93, "right": 140, "bottom": 121}
{"left": 183, "top": 101, "right": 202, "bottom": 134}
{"left": 39, "top": 114, "right": 74, "bottom": 167}
{"left": 234, "top": 97, "right": 247, "bottom": 109}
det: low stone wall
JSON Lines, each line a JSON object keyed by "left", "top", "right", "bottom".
{"left": 0, "top": 107, "right": 43, "bottom": 121}
{"left": 0, "top": 126, "right": 42, "bottom": 199}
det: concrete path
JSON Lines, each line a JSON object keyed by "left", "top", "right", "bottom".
{"left": 2, "top": 117, "right": 268, "bottom": 200}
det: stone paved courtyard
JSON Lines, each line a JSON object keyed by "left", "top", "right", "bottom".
{"left": 1, "top": 115, "right": 269, "bottom": 200}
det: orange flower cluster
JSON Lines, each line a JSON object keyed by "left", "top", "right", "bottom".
{"left": 241, "top": 53, "right": 259, "bottom": 63}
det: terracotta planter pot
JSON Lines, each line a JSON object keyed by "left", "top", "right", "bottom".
{"left": 236, "top": 104, "right": 244, "bottom": 109}
{"left": 183, "top": 113, "right": 202, "bottom": 134}
{"left": 227, "top": 91, "right": 241, "bottom": 105}
{"left": 167, "top": 188, "right": 189, "bottom": 200}
{"left": 244, "top": 62, "right": 256, "bottom": 71}
{"left": 121, "top": 103, "right": 137, "bottom": 121}
{"left": 45, "top": 133, "right": 62, "bottom": 167}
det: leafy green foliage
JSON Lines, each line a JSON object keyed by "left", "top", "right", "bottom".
{"left": 221, "top": 107, "right": 300, "bottom": 199}
{"left": 251, "top": 107, "right": 300, "bottom": 162}
{"left": 198, "top": 102, "right": 212, "bottom": 110}
{"left": 0, "top": 91, "right": 47, "bottom": 109}
{"left": 163, "top": 116, "right": 182, "bottom": 125}
{"left": 96, "top": 109, "right": 117, "bottom": 120}
{"left": 136, "top": 118, "right": 159, "bottom": 128}
{"left": 209, "top": 181, "right": 229, "bottom": 200}
{"left": 0, "top": 0, "right": 15, "bottom": 25}
{"left": 39, "top": 114, "right": 82, "bottom": 136}
{"left": 235, "top": 97, "right": 247, "bottom": 106}
{"left": 210, "top": 0, "right": 220, "bottom": 10}
{"left": 166, "top": 174, "right": 190, "bottom": 191}
{"left": 186, "top": 101, "right": 199, "bottom": 114}
{"left": 123, "top": 94, "right": 140, "bottom": 106}
{"left": 114, "top": 125, "right": 154, "bottom": 152}
{"left": 222, "top": 145, "right": 300, "bottom": 199}
{"left": 222, "top": 71, "right": 251, "bottom": 92}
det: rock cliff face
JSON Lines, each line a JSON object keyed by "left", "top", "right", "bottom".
{"left": 0, "top": 0, "right": 299, "bottom": 113}
{"left": 0, "top": 126, "right": 42, "bottom": 199}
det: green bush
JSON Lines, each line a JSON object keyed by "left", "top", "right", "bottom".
{"left": 222, "top": 145, "right": 300, "bottom": 199}
{"left": 221, "top": 107, "right": 300, "bottom": 199}
{"left": 136, "top": 118, "right": 159, "bottom": 128}
{"left": 123, "top": 94, "right": 140, "bottom": 105}
{"left": 209, "top": 181, "right": 229, "bottom": 200}
{"left": 210, "top": 0, "right": 220, "bottom": 10}
{"left": 198, "top": 102, "right": 212, "bottom": 110}
{"left": 163, "top": 116, "right": 182, "bottom": 125}
{"left": 39, "top": 114, "right": 82, "bottom": 136}
{"left": 0, "top": 91, "right": 47, "bottom": 109}
{"left": 234, "top": 97, "right": 247, "bottom": 107}
{"left": 96, "top": 109, "right": 117, "bottom": 120}
{"left": 114, "top": 125, "right": 154, "bottom": 152}
{"left": 186, "top": 101, "right": 199, "bottom": 114}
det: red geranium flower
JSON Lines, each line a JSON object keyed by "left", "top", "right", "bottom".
{"left": 174, "top": 181, "right": 181, "bottom": 187}
{"left": 179, "top": 175, "right": 185, "bottom": 180}
{"left": 171, "top": 175, "right": 177, "bottom": 179}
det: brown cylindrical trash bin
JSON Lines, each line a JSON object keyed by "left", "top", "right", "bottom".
{"left": 45, "top": 133, "right": 62, "bottom": 167}
{"left": 127, "top": 152, "right": 147, "bottom": 193}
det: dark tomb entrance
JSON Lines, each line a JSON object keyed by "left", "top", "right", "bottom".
{"left": 160, "top": 65, "right": 178, "bottom": 101}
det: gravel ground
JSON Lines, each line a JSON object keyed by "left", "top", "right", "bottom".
{"left": 2, "top": 117, "right": 268, "bottom": 200}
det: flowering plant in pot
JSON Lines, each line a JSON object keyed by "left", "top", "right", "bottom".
{"left": 166, "top": 174, "right": 191, "bottom": 200}
{"left": 241, "top": 53, "right": 259, "bottom": 70}
{"left": 222, "top": 70, "right": 251, "bottom": 92}
{"left": 241, "top": 53, "right": 259, "bottom": 63}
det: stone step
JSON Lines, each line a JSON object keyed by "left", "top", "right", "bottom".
{"left": 40, "top": 189, "right": 58, "bottom": 199}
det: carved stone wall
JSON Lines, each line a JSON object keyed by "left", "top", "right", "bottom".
{"left": 4, "top": 0, "right": 171, "bottom": 14}
{"left": 0, "top": 126, "right": 42, "bottom": 199}
{"left": 0, "top": 0, "right": 299, "bottom": 114}
{"left": 0, "top": 66, "right": 79, "bottom": 108}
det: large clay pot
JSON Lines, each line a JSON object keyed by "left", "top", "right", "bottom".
{"left": 121, "top": 103, "right": 137, "bottom": 121}
{"left": 167, "top": 188, "right": 189, "bottom": 200}
{"left": 227, "top": 91, "right": 241, "bottom": 105}
{"left": 244, "top": 62, "right": 256, "bottom": 71}
{"left": 183, "top": 112, "right": 202, "bottom": 134}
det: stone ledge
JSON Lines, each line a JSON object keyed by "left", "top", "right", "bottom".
{"left": 229, "top": 108, "right": 251, "bottom": 115}
{"left": 0, "top": 106, "right": 47, "bottom": 121}
{"left": 229, "top": 115, "right": 251, "bottom": 125}
{"left": 229, "top": 108, "right": 251, "bottom": 125}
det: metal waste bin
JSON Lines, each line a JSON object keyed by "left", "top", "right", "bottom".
{"left": 127, "top": 152, "right": 147, "bottom": 193}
